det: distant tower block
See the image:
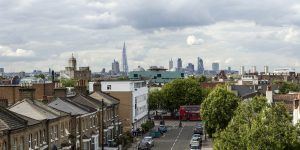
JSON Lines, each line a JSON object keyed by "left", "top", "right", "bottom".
{"left": 251, "top": 66, "right": 257, "bottom": 73}
{"left": 240, "top": 66, "right": 245, "bottom": 75}
{"left": 264, "top": 66, "right": 269, "bottom": 74}
{"left": 169, "top": 59, "right": 173, "bottom": 70}
{"left": 122, "top": 42, "right": 129, "bottom": 75}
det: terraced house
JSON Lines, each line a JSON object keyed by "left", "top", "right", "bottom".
{"left": 8, "top": 99, "right": 72, "bottom": 150}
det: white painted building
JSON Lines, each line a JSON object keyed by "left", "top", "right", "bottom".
{"left": 101, "top": 80, "right": 149, "bottom": 131}
{"left": 237, "top": 75, "right": 259, "bottom": 85}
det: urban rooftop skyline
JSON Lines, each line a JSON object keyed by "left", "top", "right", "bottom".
{"left": 1, "top": 0, "right": 300, "bottom": 72}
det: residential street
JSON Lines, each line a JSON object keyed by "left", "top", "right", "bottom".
{"left": 128, "top": 120, "right": 213, "bottom": 150}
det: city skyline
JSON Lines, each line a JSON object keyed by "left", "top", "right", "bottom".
{"left": 1, "top": 1, "right": 300, "bottom": 72}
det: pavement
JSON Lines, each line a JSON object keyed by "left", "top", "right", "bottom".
{"left": 128, "top": 120, "right": 213, "bottom": 150}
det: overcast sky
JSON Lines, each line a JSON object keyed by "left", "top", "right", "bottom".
{"left": 1, "top": 0, "right": 300, "bottom": 72}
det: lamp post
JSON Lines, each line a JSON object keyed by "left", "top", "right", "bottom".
{"left": 101, "top": 99, "right": 104, "bottom": 150}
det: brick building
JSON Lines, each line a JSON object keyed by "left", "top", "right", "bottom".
{"left": 8, "top": 99, "right": 72, "bottom": 149}
{"left": 0, "top": 83, "right": 55, "bottom": 106}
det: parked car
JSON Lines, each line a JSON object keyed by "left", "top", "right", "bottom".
{"left": 138, "top": 140, "right": 151, "bottom": 150}
{"left": 192, "top": 134, "right": 202, "bottom": 140}
{"left": 143, "top": 136, "right": 154, "bottom": 147}
{"left": 190, "top": 137, "right": 200, "bottom": 146}
{"left": 194, "top": 126, "right": 203, "bottom": 135}
{"left": 190, "top": 141, "right": 201, "bottom": 150}
{"left": 158, "top": 125, "right": 167, "bottom": 133}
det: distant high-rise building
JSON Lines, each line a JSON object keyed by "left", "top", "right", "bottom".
{"left": 186, "top": 63, "right": 195, "bottom": 73}
{"left": 101, "top": 68, "right": 106, "bottom": 73}
{"left": 264, "top": 66, "right": 269, "bottom": 74}
{"left": 122, "top": 42, "right": 129, "bottom": 75}
{"left": 197, "top": 57, "right": 204, "bottom": 74}
{"left": 0, "top": 68, "right": 4, "bottom": 76}
{"left": 177, "top": 58, "right": 182, "bottom": 70}
{"left": 251, "top": 66, "right": 257, "bottom": 73}
{"left": 169, "top": 59, "right": 173, "bottom": 70}
{"left": 112, "top": 59, "right": 120, "bottom": 74}
{"left": 212, "top": 62, "right": 219, "bottom": 72}
{"left": 240, "top": 66, "right": 245, "bottom": 75}
{"left": 228, "top": 67, "right": 231, "bottom": 72}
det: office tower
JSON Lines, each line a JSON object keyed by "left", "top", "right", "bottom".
{"left": 240, "top": 66, "right": 245, "bottom": 75}
{"left": 177, "top": 58, "right": 182, "bottom": 70}
{"left": 0, "top": 68, "right": 4, "bottom": 76}
{"left": 122, "top": 42, "right": 129, "bottom": 75}
{"left": 186, "top": 63, "right": 195, "bottom": 73}
{"left": 264, "top": 66, "right": 269, "bottom": 74}
{"left": 169, "top": 59, "right": 173, "bottom": 70}
{"left": 197, "top": 57, "right": 204, "bottom": 74}
{"left": 252, "top": 66, "right": 257, "bottom": 73}
{"left": 228, "top": 67, "right": 231, "bottom": 71}
{"left": 101, "top": 68, "right": 106, "bottom": 73}
{"left": 212, "top": 62, "right": 219, "bottom": 72}
{"left": 112, "top": 59, "right": 120, "bottom": 74}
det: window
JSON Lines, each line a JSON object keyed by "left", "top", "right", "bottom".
{"left": 12, "top": 137, "right": 17, "bottom": 150}
{"left": 157, "top": 74, "right": 161, "bottom": 77}
{"left": 19, "top": 137, "right": 24, "bottom": 150}
{"left": 35, "top": 132, "right": 38, "bottom": 147}
{"left": 54, "top": 125, "right": 58, "bottom": 139}
{"left": 39, "top": 130, "right": 42, "bottom": 145}
{"left": 107, "top": 85, "right": 111, "bottom": 90}
{"left": 134, "top": 74, "right": 138, "bottom": 78}
{"left": 61, "top": 123, "right": 65, "bottom": 137}
{"left": 29, "top": 134, "right": 33, "bottom": 148}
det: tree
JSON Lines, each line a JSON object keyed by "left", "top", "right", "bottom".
{"left": 148, "top": 89, "right": 165, "bottom": 110}
{"left": 61, "top": 79, "right": 77, "bottom": 87}
{"left": 162, "top": 78, "right": 204, "bottom": 112}
{"left": 279, "top": 82, "right": 300, "bottom": 94}
{"left": 34, "top": 74, "right": 45, "bottom": 79}
{"left": 201, "top": 86, "right": 240, "bottom": 137}
{"left": 214, "top": 96, "right": 300, "bottom": 149}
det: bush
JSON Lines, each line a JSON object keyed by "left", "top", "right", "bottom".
{"left": 120, "top": 131, "right": 133, "bottom": 147}
{"left": 141, "top": 120, "right": 155, "bottom": 132}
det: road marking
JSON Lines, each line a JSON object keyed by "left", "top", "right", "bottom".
{"left": 170, "top": 127, "right": 184, "bottom": 150}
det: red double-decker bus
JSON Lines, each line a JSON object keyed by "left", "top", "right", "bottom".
{"left": 179, "top": 105, "right": 201, "bottom": 121}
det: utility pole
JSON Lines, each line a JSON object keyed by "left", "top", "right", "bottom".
{"left": 102, "top": 99, "right": 104, "bottom": 150}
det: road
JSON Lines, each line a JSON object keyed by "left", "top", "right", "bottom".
{"left": 128, "top": 121, "right": 212, "bottom": 150}
{"left": 152, "top": 125, "right": 194, "bottom": 150}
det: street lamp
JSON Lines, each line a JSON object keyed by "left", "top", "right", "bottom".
{"left": 101, "top": 99, "right": 104, "bottom": 150}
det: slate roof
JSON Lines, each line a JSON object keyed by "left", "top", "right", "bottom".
{"left": 89, "top": 91, "right": 120, "bottom": 106}
{"left": 70, "top": 94, "right": 104, "bottom": 109}
{"left": 230, "top": 84, "right": 279, "bottom": 98}
{"left": 8, "top": 99, "right": 69, "bottom": 121}
{"left": 0, "top": 106, "right": 27, "bottom": 131}
{"left": 48, "top": 98, "right": 91, "bottom": 115}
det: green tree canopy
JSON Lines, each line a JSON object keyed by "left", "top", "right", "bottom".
{"left": 34, "top": 74, "right": 45, "bottom": 79}
{"left": 201, "top": 86, "right": 240, "bottom": 137}
{"left": 162, "top": 78, "right": 204, "bottom": 112}
{"left": 61, "top": 79, "right": 77, "bottom": 87}
{"left": 148, "top": 78, "right": 205, "bottom": 112}
{"left": 148, "top": 89, "right": 165, "bottom": 110}
{"left": 279, "top": 82, "right": 300, "bottom": 94}
{"left": 214, "top": 96, "right": 300, "bottom": 150}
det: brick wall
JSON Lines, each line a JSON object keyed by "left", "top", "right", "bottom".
{"left": 103, "top": 92, "right": 132, "bottom": 132}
